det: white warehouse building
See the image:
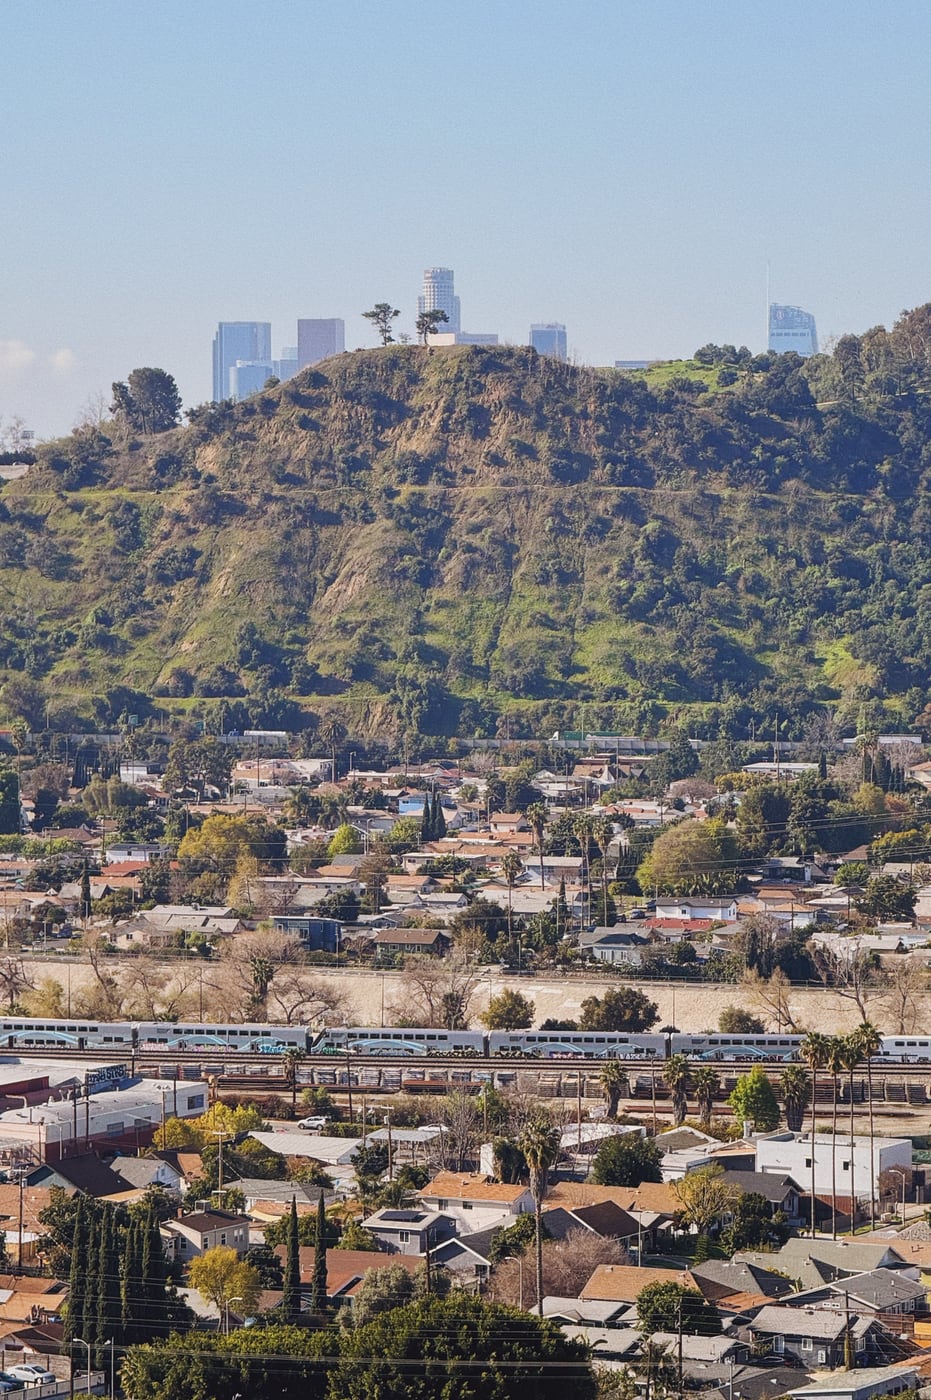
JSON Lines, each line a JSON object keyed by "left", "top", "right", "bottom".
{"left": 755, "top": 1130, "right": 911, "bottom": 1200}
{"left": 0, "top": 1078, "right": 209, "bottom": 1163}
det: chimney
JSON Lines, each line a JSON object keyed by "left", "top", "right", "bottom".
{"left": 743, "top": 1121, "right": 754, "bottom": 1140}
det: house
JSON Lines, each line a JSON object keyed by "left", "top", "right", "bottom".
{"left": 736, "top": 1240, "right": 908, "bottom": 1292}
{"left": 429, "top": 1205, "right": 641, "bottom": 1283}
{"left": 361, "top": 1208, "right": 454, "bottom": 1255}
{"left": 788, "top": 1365, "right": 921, "bottom": 1400}
{"left": 26, "top": 1154, "right": 129, "bottom": 1197}
{"left": 488, "top": 813, "right": 530, "bottom": 834}
{"left": 542, "top": 1299, "right": 634, "bottom": 1327}
{"left": 650, "top": 1331, "right": 751, "bottom": 1365}
{"left": 370, "top": 929, "right": 451, "bottom": 958}
{"left": 420, "top": 1173, "right": 534, "bottom": 1233}
{"left": 163, "top": 1209, "right": 248, "bottom": 1261}
{"left": 323, "top": 1249, "right": 421, "bottom": 1302}
{"left": 748, "top": 1305, "right": 880, "bottom": 1368}
{"left": 229, "top": 1180, "right": 329, "bottom": 1212}
{"left": 654, "top": 896, "right": 738, "bottom": 921}
{"left": 270, "top": 915, "right": 341, "bottom": 953}
{"left": 754, "top": 1131, "right": 912, "bottom": 1205}
{"left": 784, "top": 1271, "right": 928, "bottom": 1327}
{"left": 689, "top": 1258, "right": 795, "bottom": 1305}
{"left": 580, "top": 1264, "right": 692, "bottom": 1303}
{"left": 547, "top": 1180, "right": 680, "bottom": 1217}
{"left": 720, "top": 1170, "right": 803, "bottom": 1222}
{"left": 579, "top": 928, "right": 650, "bottom": 965}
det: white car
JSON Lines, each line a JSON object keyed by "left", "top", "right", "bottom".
{"left": 296, "top": 1115, "right": 328, "bottom": 1131}
{"left": 8, "top": 1367, "right": 55, "bottom": 1385}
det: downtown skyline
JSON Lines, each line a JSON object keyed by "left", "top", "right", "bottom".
{"left": 4, "top": 0, "right": 931, "bottom": 437}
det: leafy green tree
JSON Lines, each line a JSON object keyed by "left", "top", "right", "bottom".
{"left": 636, "top": 1280, "right": 722, "bottom": 1336}
{"left": 333, "top": 1294, "right": 594, "bottom": 1400}
{"left": 112, "top": 368, "right": 182, "bottom": 434}
{"left": 720, "top": 1192, "right": 789, "bottom": 1253}
{"left": 362, "top": 304, "right": 400, "bottom": 346}
{"left": 636, "top": 817, "right": 740, "bottom": 896}
{"left": 163, "top": 738, "right": 232, "bottom": 801}
{"left": 856, "top": 875, "right": 916, "bottom": 921}
{"left": 121, "top": 1324, "right": 330, "bottom": 1400}
{"left": 480, "top": 988, "right": 534, "bottom": 1029}
{"left": 0, "top": 771, "right": 20, "bottom": 837}
{"left": 328, "top": 822, "right": 362, "bottom": 857}
{"left": 718, "top": 1007, "right": 764, "bottom": 1034}
{"left": 189, "top": 1245, "right": 262, "bottom": 1316}
{"left": 591, "top": 1133, "right": 662, "bottom": 1186}
{"left": 728, "top": 1064, "right": 780, "bottom": 1131}
{"left": 416, "top": 310, "right": 449, "bottom": 345}
{"left": 579, "top": 987, "right": 659, "bottom": 1032}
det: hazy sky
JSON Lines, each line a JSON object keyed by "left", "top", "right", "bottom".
{"left": 5, "top": 0, "right": 931, "bottom": 437}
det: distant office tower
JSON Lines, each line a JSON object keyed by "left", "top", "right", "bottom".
{"left": 297, "top": 319, "right": 345, "bottom": 369}
{"left": 768, "top": 303, "right": 818, "bottom": 357}
{"left": 275, "top": 346, "right": 299, "bottom": 381}
{"left": 530, "top": 323, "right": 567, "bottom": 361}
{"left": 212, "top": 322, "right": 271, "bottom": 402}
{"left": 418, "top": 267, "right": 461, "bottom": 336}
{"left": 229, "top": 360, "right": 276, "bottom": 401}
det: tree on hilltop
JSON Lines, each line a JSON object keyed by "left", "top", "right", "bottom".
{"left": 362, "top": 304, "right": 401, "bottom": 346}
{"left": 111, "top": 368, "right": 181, "bottom": 435}
{"left": 416, "top": 309, "right": 449, "bottom": 346}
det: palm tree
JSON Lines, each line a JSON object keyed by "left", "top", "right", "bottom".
{"left": 852, "top": 1020, "right": 882, "bottom": 1229}
{"left": 500, "top": 850, "right": 523, "bottom": 947}
{"left": 692, "top": 1065, "right": 720, "bottom": 1132}
{"left": 826, "top": 1036, "right": 848, "bottom": 1238}
{"left": 526, "top": 802, "right": 548, "bottom": 892}
{"left": 319, "top": 715, "right": 347, "bottom": 783}
{"left": 800, "top": 1031, "right": 830, "bottom": 1234}
{"left": 519, "top": 1113, "right": 561, "bottom": 1316}
{"left": 281, "top": 1047, "right": 307, "bottom": 1113}
{"left": 780, "top": 1064, "right": 811, "bottom": 1134}
{"left": 600, "top": 1059, "right": 627, "bottom": 1120}
{"left": 663, "top": 1053, "right": 690, "bottom": 1127}
{"left": 573, "top": 814, "right": 595, "bottom": 925}
{"left": 840, "top": 1033, "right": 863, "bottom": 1231}
{"left": 592, "top": 816, "right": 614, "bottom": 927}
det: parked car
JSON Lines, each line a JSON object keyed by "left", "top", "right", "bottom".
{"left": 297, "top": 1115, "right": 328, "bottom": 1131}
{"left": 0, "top": 1375, "right": 24, "bottom": 1393}
{"left": 7, "top": 1366, "right": 55, "bottom": 1385}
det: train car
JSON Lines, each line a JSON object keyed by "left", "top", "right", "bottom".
{"left": 878, "top": 1036, "right": 931, "bottom": 1062}
{"left": 488, "top": 1030, "right": 667, "bottom": 1059}
{"left": 134, "top": 1021, "right": 311, "bottom": 1053}
{"left": 0, "top": 1017, "right": 136, "bottom": 1050}
{"left": 670, "top": 1033, "right": 803, "bottom": 1061}
{"left": 314, "top": 1027, "right": 485, "bottom": 1056}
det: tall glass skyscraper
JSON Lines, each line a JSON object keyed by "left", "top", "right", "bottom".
{"left": 212, "top": 322, "right": 272, "bottom": 401}
{"left": 418, "top": 267, "right": 461, "bottom": 335}
{"left": 768, "top": 304, "right": 818, "bottom": 357}
{"left": 530, "top": 323, "right": 567, "bottom": 361}
{"left": 297, "top": 319, "right": 345, "bottom": 369}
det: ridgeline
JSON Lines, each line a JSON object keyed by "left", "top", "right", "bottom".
{"left": 6, "top": 314, "right": 931, "bottom": 742}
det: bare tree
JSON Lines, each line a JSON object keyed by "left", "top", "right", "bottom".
{"left": 266, "top": 972, "right": 354, "bottom": 1027}
{"left": 432, "top": 1091, "right": 481, "bottom": 1172}
{"left": 386, "top": 952, "right": 483, "bottom": 1028}
{"left": 0, "top": 956, "right": 32, "bottom": 1011}
{"left": 489, "top": 1229, "right": 627, "bottom": 1310}
{"left": 881, "top": 956, "right": 929, "bottom": 1034}
{"left": 743, "top": 968, "right": 800, "bottom": 1031}
{"left": 812, "top": 943, "right": 881, "bottom": 1021}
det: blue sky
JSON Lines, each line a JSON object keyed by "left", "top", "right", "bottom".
{"left": 4, "top": 0, "right": 931, "bottom": 436}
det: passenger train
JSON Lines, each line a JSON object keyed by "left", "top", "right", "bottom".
{"left": 1, "top": 1016, "right": 931, "bottom": 1063}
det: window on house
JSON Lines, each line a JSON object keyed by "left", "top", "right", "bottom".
{"left": 221, "top": 1234, "right": 227, "bottom": 1244}
{"left": 462, "top": 1202, "right": 473, "bottom": 1210}
{"left": 842, "top": 1161, "right": 850, "bottom": 1172}
{"left": 772, "top": 1338, "right": 784, "bottom": 1354}
{"left": 805, "top": 1158, "right": 812, "bottom": 1168}
{"left": 801, "top": 1338, "right": 813, "bottom": 1352}
{"left": 399, "top": 1231, "right": 410, "bottom": 1244}
{"left": 438, "top": 1200, "right": 448, "bottom": 1210}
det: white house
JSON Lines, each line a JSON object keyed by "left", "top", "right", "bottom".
{"left": 654, "top": 896, "right": 738, "bottom": 922}
{"left": 420, "top": 1172, "right": 535, "bottom": 1235}
{"left": 754, "top": 1130, "right": 911, "bottom": 1200}
{"left": 163, "top": 1208, "right": 248, "bottom": 1260}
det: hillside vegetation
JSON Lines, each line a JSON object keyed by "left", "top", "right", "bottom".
{"left": 6, "top": 309, "right": 931, "bottom": 741}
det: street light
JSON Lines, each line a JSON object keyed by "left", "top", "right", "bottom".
{"left": 225, "top": 1295, "right": 244, "bottom": 1335}
{"left": 74, "top": 1338, "right": 92, "bottom": 1396}
{"left": 890, "top": 1167, "right": 908, "bottom": 1224}
{"left": 105, "top": 1339, "right": 115, "bottom": 1400}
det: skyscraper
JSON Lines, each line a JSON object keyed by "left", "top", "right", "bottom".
{"left": 297, "top": 319, "right": 345, "bottom": 369}
{"left": 768, "top": 304, "right": 818, "bottom": 357}
{"left": 418, "top": 268, "right": 461, "bottom": 336}
{"left": 530, "top": 323, "right": 567, "bottom": 361}
{"left": 212, "top": 322, "right": 271, "bottom": 402}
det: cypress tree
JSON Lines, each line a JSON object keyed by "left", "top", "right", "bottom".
{"left": 63, "top": 1198, "right": 87, "bottom": 1355}
{"left": 310, "top": 1193, "right": 327, "bottom": 1314}
{"left": 81, "top": 1205, "right": 100, "bottom": 1359}
{"left": 282, "top": 1196, "right": 300, "bottom": 1320}
{"left": 96, "top": 1207, "right": 122, "bottom": 1368}
{"left": 420, "top": 793, "right": 433, "bottom": 844}
{"left": 142, "top": 1207, "right": 168, "bottom": 1341}
{"left": 121, "top": 1217, "right": 142, "bottom": 1345}
{"left": 434, "top": 790, "right": 447, "bottom": 839}
{"left": 80, "top": 859, "right": 92, "bottom": 921}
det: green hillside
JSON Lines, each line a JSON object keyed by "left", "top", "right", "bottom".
{"left": 5, "top": 313, "right": 931, "bottom": 742}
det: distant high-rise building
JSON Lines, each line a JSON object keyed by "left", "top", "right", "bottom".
{"left": 275, "top": 346, "right": 299, "bottom": 381}
{"left": 768, "top": 303, "right": 818, "bottom": 357}
{"left": 297, "top": 319, "right": 345, "bottom": 369}
{"left": 229, "top": 360, "right": 276, "bottom": 401}
{"left": 418, "top": 267, "right": 461, "bottom": 336}
{"left": 530, "top": 323, "right": 567, "bottom": 361}
{"left": 212, "top": 322, "right": 271, "bottom": 402}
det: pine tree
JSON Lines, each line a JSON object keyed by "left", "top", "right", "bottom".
{"left": 282, "top": 1196, "right": 300, "bottom": 1320}
{"left": 311, "top": 1194, "right": 327, "bottom": 1313}
{"left": 434, "top": 790, "right": 447, "bottom": 839}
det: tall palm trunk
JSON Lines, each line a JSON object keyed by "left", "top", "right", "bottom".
{"left": 809, "top": 1065, "right": 818, "bottom": 1235}
{"left": 831, "top": 1071, "right": 839, "bottom": 1239}
{"left": 866, "top": 1053, "right": 876, "bottom": 1230}
{"left": 535, "top": 1200, "right": 544, "bottom": 1317}
{"left": 848, "top": 1064, "right": 857, "bottom": 1233}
